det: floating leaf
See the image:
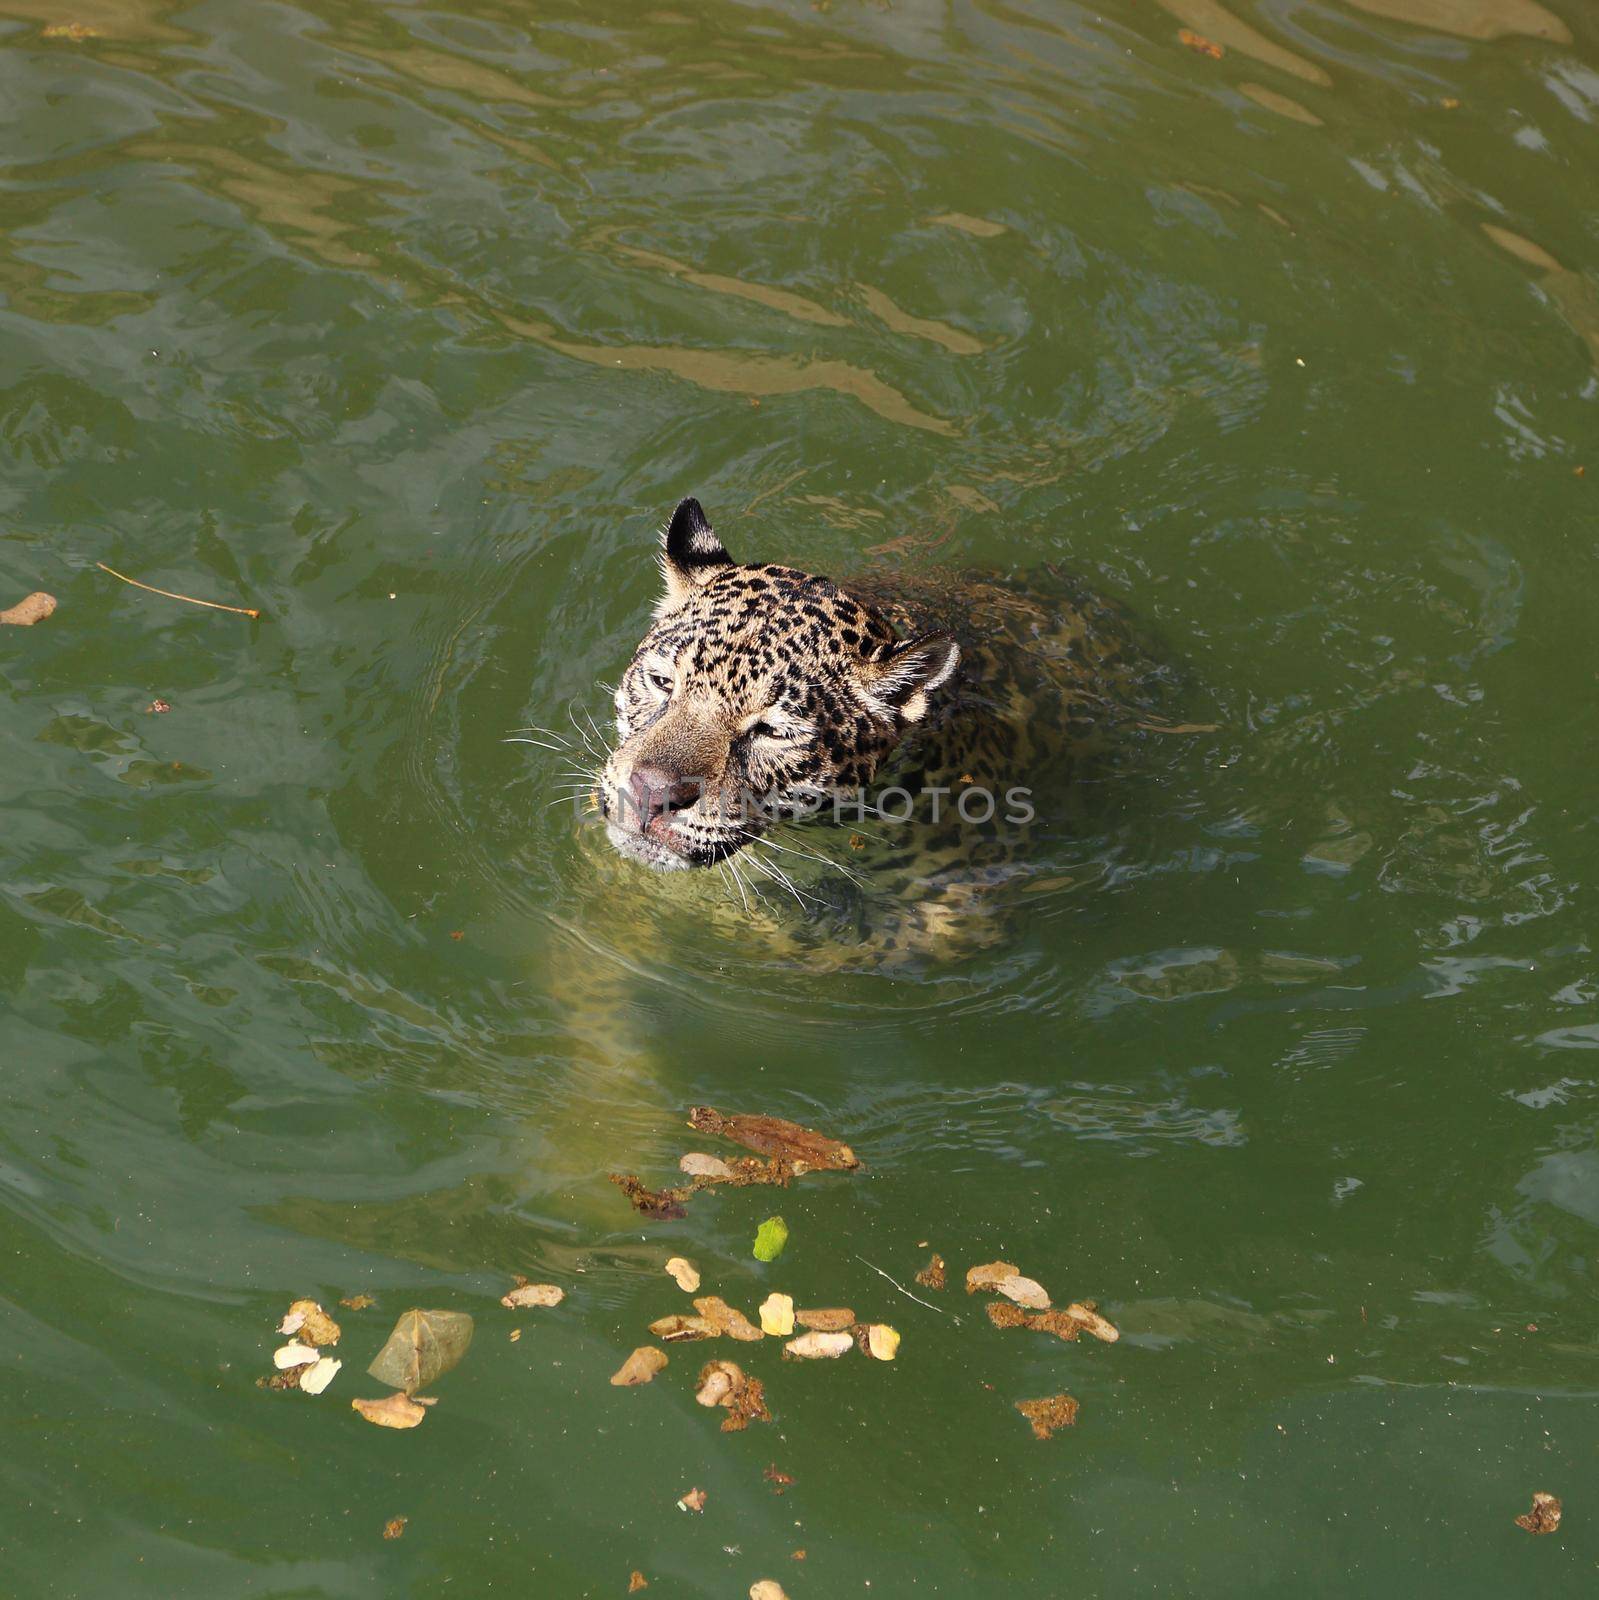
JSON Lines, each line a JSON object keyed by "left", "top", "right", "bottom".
{"left": 996, "top": 1276, "right": 1051, "bottom": 1311}
{"left": 273, "top": 1341, "right": 319, "bottom": 1370}
{"left": 677, "top": 1487, "right": 708, "bottom": 1513}
{"left": 1016, "top": 1393, "right": 1079, "bottom": 1440}
{"left": 794, "top": 1307, "right": 854, "bottom": 1331}
{"left": 759, "top": 1293, "right": 795, "bottom": 1337}
{"left": 784, "top": 1331, "right": 854, "bottom": 1359}
{"left": 366, "top": 1309, "right": 474, "bottom": 1393}
{"left": 300, "top": 1356, "right": 342, "bottom": 1394}
{"left": 688, "top": 1106, "right": 859, "bottom": 1171}
{"left": 694, "top": 1296, "right": 763, "bottom": 1342}
{"left": 340, "top": 1293, "right": 376, "bottom": 1311}
{"left": 864, "top": 1324, "right": 900, "bottom": 1361}
{"left": 750, "top": 1582, "right": 790, "bottom": 1600}
{"left": 0, "top": 592, "right": 56, "bottom": 627}
{"left": 695, "top": 1360, "right": 771, "bottom": 1431}
{"left": 501, "top": 1280, "right": 564, "bottom": 1309}
{"left": 351, "top": 1391, "right": 430, "bottom": 1429}
{"left": 382, "top": 1517, "right": 407, "bottom": 1540}
{"left": 695, "top": 1360, "right": 740, "bottom": 1408}
{"left": 965, "top": 1261, "right": 1021, "bottom": 1294}
{"left": 628, "top": 1573, "right": 648, "bottom": 1592}
{"left": 1515, "top": 1492, "right": 1562, "bottom": 1535}
{"left": 281, "top": 1299, "right": 341, "bottom": 1346}
{"left": 665, "top": 1257, "right": 701, "bottom": 1293}
{"left": 679, "top": 1153, "right": 734, "bottom": 1179}
{"left": 753, "top": 1217, "right": 789, "bottom": 1263}
{"left": 649, "top": 1313, "right": 716, "bottom": 1343}
{"left": 611, "top": 1346, "right": 668, "bottom": 1386}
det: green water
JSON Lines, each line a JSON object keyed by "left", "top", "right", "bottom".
{"left": 3, "top": 0, "right": 1598, "bottom": 1593}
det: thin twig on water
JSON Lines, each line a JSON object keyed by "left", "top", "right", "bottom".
{"left": 855, "top": 1255, "right": 958, "bottom": 1322}
{"left": 96, "top": 562, "right": 260, "bottom": 619}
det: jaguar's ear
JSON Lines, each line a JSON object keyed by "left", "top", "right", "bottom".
{"left": 859, "top": 631, "right": 960, "bottom": 723}
{"left": 657, "top": 496, "right": 732, "bottom": 614}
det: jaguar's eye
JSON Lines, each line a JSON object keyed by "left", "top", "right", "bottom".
{"left": 645, "top": 669, "right": 674, "bottom": 696}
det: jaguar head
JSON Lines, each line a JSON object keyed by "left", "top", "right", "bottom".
{"left": 599, "top": 497, "right": 959, "bottom": 870}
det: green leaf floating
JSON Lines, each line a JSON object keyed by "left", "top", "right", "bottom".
{"left": 366, "top": 1308, "right": 475, "bottom": 1394}
{"left": 753, "top": 1216, "right": 789, "bottom": 1263}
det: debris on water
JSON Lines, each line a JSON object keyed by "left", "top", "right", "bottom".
{"left": 764, "top": 1463, "right": 795, "bottom": 1494}
{"left": 1016, "top": 1393, "right": 1079, "bottom": 1439}
{"left": 146, "top": 699, "right": 171, "bottom": 714}
{"left": 501, "top": 1279, "right": 564, "bottom": 1309}
{"left": 274, "top": 1341, "right": 319, "bottom": 1370}
{"left": 628, "top": 1572, "right": 648, "bottom": 1592}
{"left": 382, "top": 1517, "right": 408, "bottom": 1540}
{"left": 986, "top": 1299, "right": 1119, "bottom": 1343}
{"left": 795, "top": 1307, "right": 855, "bottom": 1331}
{"left": 1179, "top": 27, "right": 1224, "bottom": 58}
{"left": 914, "top": 1254, "right": 947, "bottom": 1291}
{"left": 300, "top": 1356, "right": 341, "bottom": 1394}
{"left": 753, "top": 1217, "right": 789, "bottom": 1263}
{"left": 749, "top": 1582, "right": 790, "bottom": 1600}
{"left": 784, "top": 1331, "right": 854, "bottom": 1359}
{"left": 679, "top": 1153, "right": 735, "bottom": 1179}
{"left": 351, "top": 1391, "right": 432, "bottom": 1429}
{"left": 695, "top": 1359, "right": 771, "bottom": 1431}
{"left": 688, "top": 1106, "right": 860, "bottom": 1171}
{"left": 0, "top": 592, "right": 57, "bottom": 627}
{"left": 678, "top": 1487, "right": 708, "bottom": 1513}
{"left": 95, "top": 560, "right": 260, "bottom": 618}
{"left": 279, "top": 1299, "right": 342, "bottom": 1346}
{"left": 610, "top": 1173, "right": 691, "bottom": 1219}
{"left": 41, "top": 22, "right": 100, "bottom": 38}
{"left": 1515, "top": 1492, "right": 1562, "bottom": 1535}
{"left": 611, "top": 1346, "right": 668, "bottom": 1386}
{"left": 649, "top": 1313, "right": 716, "bottom": 1343}
{"left": 367, "top": 1309, "right": 474, "bottom": 1393}
{"left": 996, "top": 1276, "right": 1051, "bottom": 1311}
{"left": 760, "top": 1293, "right": 795, "bottom": 1337}
{"left": 696, "top": 1296, "right": 764, "bottom": 1342}
{"left": 339, "top": 1293, "right": 376, "bottom": 1311}
{"left": 965, "top": 1262, "right": 1022, "bottom": 1294}
{"left": 863, "top": 1324, "right": 901, "bottom": 1361}
{"left": 665, "top": 1256, "right": 701, "bottom": 1293}
{"left": 509, "top": 1328, "right": 522, "bottom": 1343}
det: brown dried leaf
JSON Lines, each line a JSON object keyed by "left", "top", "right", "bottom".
{"left": 687, "top": 1105, "right": 859, "bottom": 1171}
{"left": 665, "top": 1256, "right": 701, "bottom": 1293}
{"left": 611, "top": 1346, "right": 668, "bottom": 1386}
{"left": 649, "top": 1314, "right": 716, "bottom": 1343}
{"left": 996, "top": 1275, "right": 1051, "bottom": 1311}
{"left": 610, "top": 1173, "right": 690, "bottom": 1219}
{"left": 794, "top": 1307, "right": 855, "bottom": 1332}
{"left": 965, "top": 1262, "right": 1021, "bottom": 1294}
{"left": 628, "top": 1573, "right": 648, "bottom": 1592}
{"left": 1178, "top": 27, "right": 1224, "bottom": 58}
{"left": 351, "top": 1391, "right": 429, "bottom": 1430}
{"left": 382, "top": 1517, "right": 407, "bottom": 1540}
{"left": 914, "top": 1253, "right": 946, "bottom": 1291}
{"left": 784, "top": 1330, "right": 855, "bottom": 1359}
{"left": 694, "top": 1296, "right": 764, "bottom": 1342}
{"left": 1016, "top": 1393, "right": 1079, "bottom": 1440}
{"left": 1515, "top": 1491, "right": 1562, "bottom": 1535}
{"left": 501, "top": 1281, "right": 564, "bottom": 1309}
{"left": 282, "top": 1299, "right": 342, "bottom": 1347}
{"left": 0, "top": 592, "right": 57, "bottom": 627}
{"left": 677, "top": 1487, "right": 708, "bottom": 1514}
{"left": 695, "top": 1359, "right": 771, "bottom": 1430}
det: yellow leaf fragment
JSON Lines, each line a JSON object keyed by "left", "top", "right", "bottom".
{"left": 665, "top": 1256, "right": 701, "bottom": 1293}
{"left": 784, "top": 1331, "right": 854, "bottom": 1359}
{"left": 610, "top": 1346, "right": 668, "bottom": 1386}
{"left": 351, "top": 1391, "right": 429, "bottom": 1429}
{"left": 864, "top": 1324, "right": 900, "bottom": 1361}
{"left": 759, "top": 1293, "right": 795, "bottom": 1337}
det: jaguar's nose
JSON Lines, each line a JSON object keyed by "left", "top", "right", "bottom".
{"left": 624, "top": 765, "right": 703, "bottom": 830}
